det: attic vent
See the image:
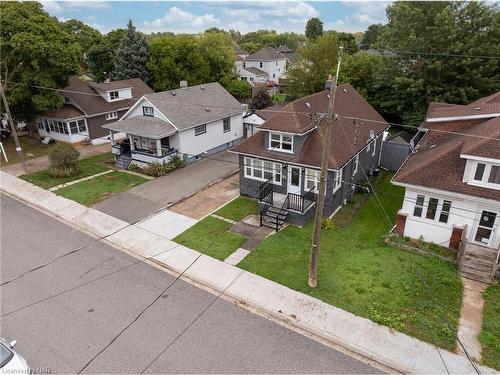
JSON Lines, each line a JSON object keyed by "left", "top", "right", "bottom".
{"left": 430, "top": 144, "right": 437, "bottom": 149}
{"left": 200, "top": 86, "right": 205, "bottom": 90}
{"left": 205, "top": 108, "right": 211, "bottom": 112}
{"left": 305, "top": 102, "right": 311, "bottom": 108}
{"left": 474, "top": 107, "right": 481, "bottom": 111}
{"left": 343, "top": 88, "right": 348, "bottom": 93}
{"left": 327, "top": 94, "right": 331, "bottom": 98}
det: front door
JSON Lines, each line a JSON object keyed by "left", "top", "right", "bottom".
{"left": 288, "top": 166, "right": 301, "bottom": 195}
{"left": 474, "top": 210, "right": 497, "bottom": 247}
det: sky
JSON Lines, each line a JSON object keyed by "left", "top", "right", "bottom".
{"left": 40, "top": 0, "right": 391, "bottom": 35}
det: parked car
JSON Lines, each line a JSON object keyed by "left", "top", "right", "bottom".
{"left": 0, "top": 338, "right": 30, "bottom": 373}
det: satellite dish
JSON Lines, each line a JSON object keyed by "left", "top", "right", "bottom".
{"left": 369, "top": 130, "right": 375, "bottom": 140}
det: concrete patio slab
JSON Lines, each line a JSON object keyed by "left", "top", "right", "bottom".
{"left": 136, "top": 210, "right": 198, "bottom": 240}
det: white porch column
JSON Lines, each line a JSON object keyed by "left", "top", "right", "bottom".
{"left": 109, "top": 131, "right": 116, "bottom": 146}
{"left": 156, "top": 139, "right": 162, "bottom": 156}
{"left": 129, "top": 135, "right": 135, "bottom": 151}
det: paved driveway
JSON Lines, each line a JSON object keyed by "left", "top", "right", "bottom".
{"left": 0, "top": 194, "right": 381, "bottom": 374}
{"left": 94, "top": 151, "right": 239, "bottom": 223}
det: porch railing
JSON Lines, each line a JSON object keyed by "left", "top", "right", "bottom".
{"left": 258, "top": 178, "right": 274, "bottom": 205}
{"left": 287, "top": 186, "right": 316, "bottom": 213}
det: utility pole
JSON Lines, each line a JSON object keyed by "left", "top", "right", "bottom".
{"left": 308, "top": 47, "right": 344, "bottom": 288}
{"left": 0, "top": 80, "right": 28, "bottom": 174}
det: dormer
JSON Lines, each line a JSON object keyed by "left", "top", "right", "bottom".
{"left": 89, "top": 81, "right": 133, "bottom": 102}
{"left": 463, "top": 157, "right": 500, "bottom": 190}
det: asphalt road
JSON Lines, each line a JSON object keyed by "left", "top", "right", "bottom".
{"left": 0, "top": 194, "right": 381, "bottom": 374}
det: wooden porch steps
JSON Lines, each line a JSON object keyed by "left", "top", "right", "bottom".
{"left": 459, "top": 244, "right": 497, "bottom": 283}
{"left": 115, "top": 154, "right": 132, "bottom": 170}
{"left": 262, "top": 206, "right": 288, "bottom": 230}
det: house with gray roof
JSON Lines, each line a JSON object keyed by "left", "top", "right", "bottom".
{"left": 103, "top": 82, "right": 244, "bottom": 168}
{"left": 236, "top": 47, "right": 288, "bottom": 86}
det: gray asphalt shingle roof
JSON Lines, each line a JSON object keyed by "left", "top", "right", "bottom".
{"left": 246, "top": 47, "right": 286, "bottom": 61}
{"left": 244, "top": 67, "right": 267, "bottom": 76}
{"left": 143, "top": 82, "right": 243, "bottom": 131}
{"left": 103, "top": 116, "right": 176, "bottom": 139}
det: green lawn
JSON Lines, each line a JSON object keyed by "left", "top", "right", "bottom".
{"left": 0, "top": 136, "right": 56, "bottom": 166}
{"left": 479, "top": 283, "right": 500, "bottom": 370}
{"left": 174, "top": 216, "right": 247, "bottom": 260}
{"left": 56, "top": 171, "right": 147, "bottom": 206}
{"left": 21, "top": 152, "right": 113, "bottom": 189}
{"left": 239, "top": 173, "right": 463, "bottom": 350}
{"left": 215, "top": 196, "right": 259, "bottom": 221}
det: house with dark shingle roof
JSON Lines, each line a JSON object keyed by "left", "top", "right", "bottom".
{"left": 230, "top": 81, "right": 388, "bottom": 227}
{"left": 392, "top": 92, "right": 500, "bottom": 283}
{"left": 35, "top": 76, "right": 153, "bottom": 144}
{"left": 236, "top": 47, "right": 288, "bottom": 86}
{"left": 102, "top": 82, "right": 244, "bottom": 168}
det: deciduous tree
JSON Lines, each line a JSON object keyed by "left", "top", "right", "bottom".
{"left": 305, "top": 18, "right": 323, "bottom": 40}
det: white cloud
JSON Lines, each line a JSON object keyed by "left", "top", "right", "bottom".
{"left": 41, "top": 1, "right": 110, "bottom": 14}
{"left": 143, "top": 7, "right": 220, "bottom": 33}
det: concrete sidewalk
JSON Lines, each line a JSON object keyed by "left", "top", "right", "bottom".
{"left": 0, "top": 170, "right": 495, "bottom": 374}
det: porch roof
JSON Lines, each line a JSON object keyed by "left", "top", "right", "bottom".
{"left": 103, "top": 116, "right": 177, "bottom": 139}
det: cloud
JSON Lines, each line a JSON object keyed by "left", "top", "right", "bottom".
{"left": 143, "top": 7, "right": 220, "bottom": 33}
{"left": 41, "top": 1, "right": 111, "bottom": 14}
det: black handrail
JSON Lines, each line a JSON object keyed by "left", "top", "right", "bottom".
{"left": 258, "top": 177, "right": 274, "bottom": 205}
{"left": 287, "top": 185, "right": 316, "bottom": 213}
{"left": 274, "top": 194, "right": 289, "bottom": 231}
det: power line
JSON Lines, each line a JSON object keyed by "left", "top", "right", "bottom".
{"left": 377, "top": 49, "right": 500, "bottom": 60}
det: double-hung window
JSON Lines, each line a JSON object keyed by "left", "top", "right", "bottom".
{"left": 413, "top": 195, "right": 425, "bottom": 217}
{"left": 439, "top": 200, "right": 452, "bottom": 223}
{"left": 223, "top": 117, "right": 231, "bottom": 133}
{"left": 143, "top": 106, "right": 154, "bottom": 117}
{"left": 305, "top": 169, "right": 320, "bottom": 192}
{"left": 269, "top": 133, "right": 293, "bottom": 152}
{"left": 194, "top": 124, "right": 206, "bottom": 136}
{"left": 425, "top": 197, "right": 439, "bottom": 220}
{"left": 244, "top": 157, "right": 281, "bottom": 184}
{"left": 474, "top": 163, "right": 486, "bottom": 181}
{"left": 106, "top": 111, "right": 118, "bottom": 120}
{"left": 488, "top": 165, "right": 500, "bottom": 184}
{"left": 69, "top": 121, "right": 78, "bottom": 134}
{"left": 333, "top": 168, "right": 342, "bottom": 193}
{"left": 109, "top": 91, "right": 119, "bottom": 100}
{"left": 472, "top": 162, "right": 500, "bottom": 187}
{"left": 77, "top": 119, "right": 86, "bottom": 133}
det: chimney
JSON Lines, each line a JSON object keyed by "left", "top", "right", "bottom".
{"left": 180, "top": 80, "right": 188, "bottom": 88}
{"left": 325, "top": 75, "right": 335, "bottom": 91}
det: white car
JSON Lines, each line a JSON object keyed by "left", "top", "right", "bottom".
{"left": 0, "top": 338, "right": 30, "bottom": 373}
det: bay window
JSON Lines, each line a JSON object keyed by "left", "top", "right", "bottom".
{"left": 244, "top": 157, "right": 281, "bottom": 184}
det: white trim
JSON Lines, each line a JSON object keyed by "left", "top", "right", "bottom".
{"left": 287, "top": 165, "right": 302, "bottom": 194}
{"left": 468, "top": 161, "right": 500, "bottom": 190}
{"left": 332, "top": 168, "right": 342, "bottom": 194}
{"left": 352, "top": 154, "right": 359, "bottom": 175}
{"left": 268, "top": 132, "right": 293, "bottom": 153}
{"left": 304, "top": 168, "right": 320, "bottom": 193}
{"left": 460, "top": 154, "right": 500, "bottom": 164}
{"left": 243, "top": 157, "right": 282, "bottom": 185}
{"left": 120, "top": 97, "right": 179, "bottom": 130}
{"left": 259, "top": 127, "right": 317, "bottom": 136}
{"left": 426, "top": 113, "right": 500, "bottom": 122}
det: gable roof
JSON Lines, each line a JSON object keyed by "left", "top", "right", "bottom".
{"left": 43, "top": 104, "right": 85, "bottom": 120}
{"left": 141, "top": 82, "right": 243, "bottom": 131}
{"left": 103, "top": 116, "right": 176, "bottom": 139}
{"left": 47, "top": 76, "right": 153, "bottom": 117}
{"left": 393, "top": 94, "right": 500, "bottom": 201}
{"left": 246, "top": 47, "right": 286, "bottom": 61}
{"left": 231, "top": 84, "right": 388, "bottom": 170}
{"left": 426, "top": 92, "right": 500, "bottom": 120}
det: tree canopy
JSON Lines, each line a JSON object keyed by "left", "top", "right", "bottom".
{"left": 114, "top": 20, "right": 149, "bottom": 82}
{"left": 0, "top": 1, "right": 81, "bottom": 120}
{"left": 305, "top": 18, "right": 323, "bottom": 40}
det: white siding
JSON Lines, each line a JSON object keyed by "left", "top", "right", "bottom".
{"left": 176, "top": 114, "right": 243, "bottom": 157}
{"left": 401, "top": 187, "right": 500, "bottom": 248}
{"left": 244, "top": 59, "right": 287, "bottom": 83}
{"left": 123, "top": 98, "right": 173, "bottom": 125}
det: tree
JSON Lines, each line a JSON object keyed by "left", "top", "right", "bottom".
{"left": 285, "top": 33, "right": 339, "bottom": 98}
{"left": 62, "top": 19, "right": 102, "bottom": 57}
{"left": 87, "top": 28, "right": 126, "bottom": 82}
{"left": 338, "top": 32, "right": 358, "bottom": 53}
{"left": 47, "top": 143, "right": 80, "bottom": 177}
{"left": 360, "top": 24, "right": 385, "bottom": 49}
{"left": 223, "top": 79, "right": 252, "bottom": 99}
{"left": 305, "top": 18, "right": 323, "bottom": 40}
{"left": 0, "top": 1, "right": 81, "bottom": 120}
{"left": 114, "top": 20, "right": 149, "bottom": 82}
{"left": 251, "top": 91, "right": 272, "bottom": 109}
{"left": 241, "top": 42, "right": 263, "bottom": 54}
{"left": 339, "top": 51, "right": 383, "bottom": 98}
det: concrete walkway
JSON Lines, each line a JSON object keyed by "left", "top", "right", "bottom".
{"left": 1, "top": 143, "right": 111, "bottom": 177}
{"left": 0, "top": 170, "right": 496, "bottom": 375}
{"left": 457, "top": 277, "right": 488, "bottom": 361}
{"left": 136, "top": 210, "right": 198, "bottom": 240}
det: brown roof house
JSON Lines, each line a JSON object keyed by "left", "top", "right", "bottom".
{"left": 392, "top": 92, "right": 500, "bottom": 283}
{"left": 35, "top": 76, "right": 153, "bottom": 144}
{"left": 231, "top": 80, "right": 388, "bottom": 228}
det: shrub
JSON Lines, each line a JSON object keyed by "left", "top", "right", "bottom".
{"left": 144, "top": 161, "right": 173, "bottom": 177}
{"left": 128, "top": 163, "right": 138, "bottom": 172}
{"left": 321, "top": 217, "right": 335, "bottom": 230}
{"left": 170, "top": 154, "right": 184, "bottom": 169}
{"left": 47, "top": 143, "right": 80, "bottom": 177}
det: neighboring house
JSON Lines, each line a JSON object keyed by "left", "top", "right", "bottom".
{"left": 236, "top": 45, "right": 248, "bottom": 59}
{"left": 103, "top": 82, "right": 244, "bottom": 168}
{"left": 392, "top": 92, "right": 500, "bottom": 282}
{"left": 231, "top": 81, "right": 388, "bottom": 228}
{"left": 237, "top": 47, "right": 287, "bottom": 86}
{"left": 277, "top": 44, "right": 295, "bottom": 61}
{"left": 35, "top": 76, "right": 153, "bottom": 145}
{"left": 243, "top": 104, "right": 283, "bottom": 138}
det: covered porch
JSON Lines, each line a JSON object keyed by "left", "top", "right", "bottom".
{"left": 103, "top": 117, "right": 178, "bottom": 168}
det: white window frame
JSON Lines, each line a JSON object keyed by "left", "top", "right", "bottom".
{"left": 413, "top": 194, "right": 425, "bottom": 217}
{"left": 223, "top": 117, "right": 231, "bottom": 133}
{"left": 333, "top": 168, "right": 342, "bottom": 193}
{"left": 105, "top": 111, "right": 118, "bottom": 120}
{"left": 372, "top": 139, "right": 376, "bottom": 157}
{"left": 305, "top": 169, "right": 320, "bottom": 193}
{"left": 244, "top": 157, "right": 282, "bottom": 185}
{"left": 352, "top": 154, "right": 359, "bottom": 175}
{"left": 268, "top": 132, "right": 293, "bottom": 153}
{"left": 194, "top": 124, "right": 206, "bottom": 136}
{"left": 109, "top": 91, "right": 119, "bottom": 100}
{"left": 143, "top": 106, "right": 154, "bottom": 117}
{"left": 470, "top": 161, "right": 500, "bottom": 190}
{"left": 439, "top": 200, "right": 452, "bottom": 223}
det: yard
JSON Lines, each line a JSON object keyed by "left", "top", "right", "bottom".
{"left": 238, "top": 173, "right": 463, "bottom": 350}
{"left": 479, "top": 283, "right": 499, "bottom": 370}
{"left": 56, "top": 171, "right": 147, "bottom": 206}
{"left": 0, "top": 135, "right": 55, "bottom": 166}
{"left": 173, "top": 197, "right": 257, "bottom": 260}
{"left": 21, "top": 152, "right": 113, "bottom": 189}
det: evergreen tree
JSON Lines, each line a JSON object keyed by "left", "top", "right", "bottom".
{"left": 113, "top": 20, "right": 149, "bottom": 82}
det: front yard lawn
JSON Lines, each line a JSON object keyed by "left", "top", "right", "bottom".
{"left": 21, "top": 152, "right": 113, "bottom": 189}
{"left": 215, "top": 196, "right": 258, "bottom": 221}
{"left": 239, "top": 173, "right": 463, "bottom": 350}
{"left": 174, "top": 216, "right": 247, "bottom": 260}
{"left": 0, "top": 136, "right": 56, "bottom": 166}
{"left": 479, "top": 283, "right": 500, "bottom": 370}
{"left": 56, "top": 171, "right": 147, "bottom": 206}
